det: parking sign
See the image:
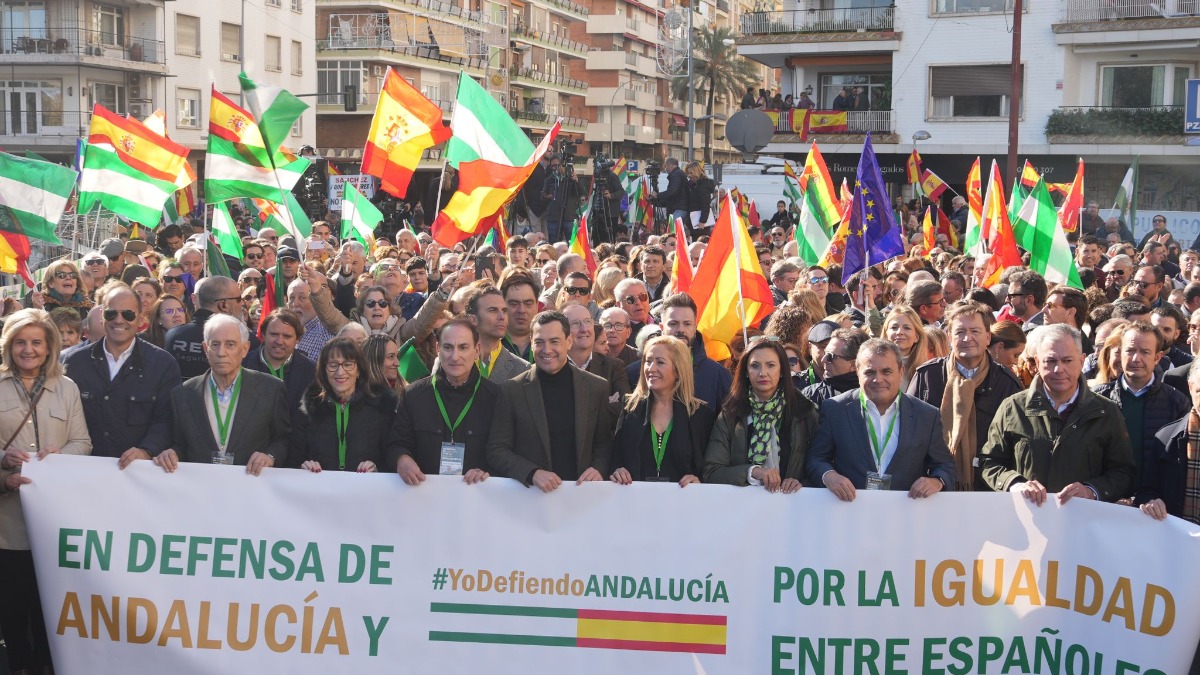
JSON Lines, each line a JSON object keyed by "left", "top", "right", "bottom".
{"left": 1186, "top": 79, "right": 1200, "bottom": 133}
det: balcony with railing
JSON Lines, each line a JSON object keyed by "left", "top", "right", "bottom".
{"left": 0, "top": 27, "right": 166, "bottom": 71}
{"left": 510, "top": 108, "right": 587, "bottom": 131}
{"left": 1045, "top": 105, "right": 1187, "bottom": 143}
{"left": 317, "top": 16, "right": 488, "bottom": 74}
{"left": 509, "top": 23, "right": 588, "bottom": 56}
{"left": 527, "top": 0, "right": 590, "bottom": 19}
{"left": 740, "top": 6, "right": 895, "bottom": 35}
{"left": 1059, "top": 0, "right": 1200, "bottom": 23}
{"left": 769, "top": 109, "right": 896, "bottom": 135}
{"left": 509, "top": 66, "right": 588, "bottom": 93}
{"left": 0, "top": 110, "right": 93, "bottom": 145}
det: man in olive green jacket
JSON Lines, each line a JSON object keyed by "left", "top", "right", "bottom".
{"left": 979, "top": 324, "right": 1135, "bottom": 504}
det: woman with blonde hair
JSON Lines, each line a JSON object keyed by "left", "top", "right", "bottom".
{"left": 787, "top": 289, "right": 827, "bottom": 327}
{"left": 1089, "top": 323, "right": 1129, "bottom": 388}
{"left": 611, "top": 335, "right": 716, "bottom": 485}
{"left": 593, "top": 266, "right": 625, "bottom": 308}
{"left": 37, "top": 259, "right": 92, "bottom": 318}
{"left": 923, "top": 325, "right": 949, "bottom": 359}
{"left": 883, "top": 305, "right": 929, "bottom": 388}
{"left": 0, "top": 309, "right": 91, "bottom": 674}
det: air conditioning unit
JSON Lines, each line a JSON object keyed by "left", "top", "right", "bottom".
{"left": 130, "top": 86, "right": 142, "bottom": 98}
{"left": 222, "top": 53, "right": 241, "bottom": 62}
{"left": 372, "top": 65, "right": 384, "bottom": 76}
{"left": 129, "top": 103, "right": 145, "bottom": 119}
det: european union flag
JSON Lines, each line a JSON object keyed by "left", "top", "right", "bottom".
{"left": 842, "top": 133, "right": 905, "bottom": 278}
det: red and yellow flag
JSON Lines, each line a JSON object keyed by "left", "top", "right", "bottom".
{"left": 906, "top": 150, "right": 922, "bottom": 185}
{"left": 807, "top": 111, "right": 848, "bottom": 134}
{"left": 966, "top": 157, "right": 983, "bottom": 242}
{"left": 1019, "top": 160, "right": 1041, "bottom": 192}
{"left": 672, "top": 216, "right": 694, "bottom": 294}
{"left": 922, "top": 206, "right": 937, "bottom": 253}
{"left": 692, "top": 192, "right": 774, "bottom": 360}
{"left": 919, "top": 169, "right": 949, "bottom": 201}
{"left": 568, "top": 206, "right": 597, "bottom": 276}
{"left": 1058, "top": 158, "right": 1085, "bottom": 234}
{"left": 978, "top": 160, "right": 1022, "bottom": 288}
{"left": 362, "top": 67, "right": 452, "bottom": 198}
{"left": 818, "top": 178, "right": 854, "bottom": 267}
{"left": 432, "top": 123, "right": 560, "bottom": 248}
{"left": 327, "top": 163, "right": 342, "bottom": 176}
{"left": 89, "top": 104, "right": 189, "bottom": 184}
{"left": 0, "top": 231, "right": 33, "bottom": 287}
{"left": 936, "top": 205, "right": 958, "bottom": 250}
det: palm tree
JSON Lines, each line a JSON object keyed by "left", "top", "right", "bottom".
{"left": 669, "top": 25, "right": 760, "bottom": 166}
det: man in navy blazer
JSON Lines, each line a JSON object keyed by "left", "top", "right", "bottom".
{"left": 807, "top": 339, "right": 955, "bottom": 500}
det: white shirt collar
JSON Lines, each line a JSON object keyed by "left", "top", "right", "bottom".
{"left": 1121, "top": 374, "right": 1154, "bottom": 397}
{"left": 1042, "top": 384, "right": 1080, "bottom": 414}
{"left": 102, "top": 338, "right": 135, "bottom": 379}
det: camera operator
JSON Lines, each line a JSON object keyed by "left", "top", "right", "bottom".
{"left": 541, "top": 154, "right": 580, "bottom": 243}
{"left": 591, "top": 156, "right": 625, "bottom": 244}
{"left": 654, "top": 157, "right": 688, "bottom": 226}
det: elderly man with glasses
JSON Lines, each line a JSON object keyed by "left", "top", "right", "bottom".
{"left": 598, "top": 307, "right": 638, "bottom": 365}
{"left": 614, "top": 278, "right": 653, "bottom": 348}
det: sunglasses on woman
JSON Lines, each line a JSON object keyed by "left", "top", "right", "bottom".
{"left": 54, "top": 271, "right": 79, "bottom": 280}
{"left": 364, "top": 299, "right": 389, "bottom": 309}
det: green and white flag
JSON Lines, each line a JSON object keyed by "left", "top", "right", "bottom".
{"left": 783, "top": 176, "right": 801, "bottom": 206}
{"left": 238, "top": 72, "right": 308, "bottom": 160}
{"left": 341, "top": 183, "right": 382, "bottom": 249}
{"left": 1112, "top": 156, "right": 1138, "bottom": 229}
{"left": 263, "top": 192, "right": 313, "bottom": 244}
{"left": 204, "top": 141, "right": 310, "bottom": 205}
{"left": 212, "top": 202, "right": 243, "bottom": 260}
{"left": 795, "top": 183, "right": 832, "bottom": 266}
{"left": 78, "top": 143, "right": 176, "bottom": 231}
{"left": 1014, "top": 178, "right": 1082, "bottom": 289}
{"left": 444, "top": 73, "right": 534, "bottom": 167}
{"left": 0, "top": 151, "right": 77, "bottom": 244}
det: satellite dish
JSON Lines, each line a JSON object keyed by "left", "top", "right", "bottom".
{"left": 725, "top": 109, "right": 775, "bottom": 154}
{"left": 664, "top": 10, "right": 684, "bottom": 29}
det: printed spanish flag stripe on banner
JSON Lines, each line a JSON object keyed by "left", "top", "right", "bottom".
{"left": 428, "top": 603, "right": 727, "bottom": 654}
{"left": 88, "top": 104, "right": 189, "bottom": 185}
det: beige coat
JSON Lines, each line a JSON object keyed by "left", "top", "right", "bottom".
{"left": 0, "top": 373, "right": 92, "bottom": 550}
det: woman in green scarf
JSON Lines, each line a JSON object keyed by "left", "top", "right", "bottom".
{"left": 703, "top": 337, "right": 818, "bottom": 492}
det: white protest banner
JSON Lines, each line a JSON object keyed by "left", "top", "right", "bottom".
{"left": 20, "top": 455, "right": 1200, "bottom": 674}
{"left": 327, "top": 174, "right": 376, "bottom": 212}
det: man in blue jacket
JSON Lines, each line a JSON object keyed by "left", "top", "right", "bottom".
{"left": 625, "top": 293, "right": 731, "bottom": 413}
{"left": 64, "top": 288, "right": 181, "bottom": 466}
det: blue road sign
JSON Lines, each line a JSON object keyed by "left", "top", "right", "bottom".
{"left": 1186, "top": 79, "right": 1200, "bottom": 133}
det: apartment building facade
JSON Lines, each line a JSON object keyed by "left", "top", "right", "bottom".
{"left": 736, "top": 0, "right": 1200, "bottom": 237}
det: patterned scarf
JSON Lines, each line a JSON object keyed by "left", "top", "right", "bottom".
{"left": 748, "top": 389, "right": 785, "bottom": 466}
{"left": 1184, "top": 410, "right": 1200, "bottom": 525}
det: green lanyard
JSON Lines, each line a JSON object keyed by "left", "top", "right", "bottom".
{"left": 209, "top": 372, "right": 243, "bottom": 449}
{"left": 859, "top": 391, "right": 898, "bottom": 470}
{"left": 335, "top": 401, "right": 350, "bottom": 470}
{"left": 503, "top": 336, "right": 533, "bottom": 363}
{"left": 651, "top": 419, "right": 674, "bottom": 475}
{"left": 432, "top": 373, "right": 481, "bottom": 442}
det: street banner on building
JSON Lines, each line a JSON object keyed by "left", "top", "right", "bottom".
{"left": 21, "top": 455, "right": 1200, "bottom": 674}
{"left": 326, "top": 174, "right": 376, "bottom": 212}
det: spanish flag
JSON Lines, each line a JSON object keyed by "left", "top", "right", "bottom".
{"left": 88, "top": 104, "right": 189, "bottom": 185}
{"left": 361, "top": 67, "right": 451, "bottom": 198}
{"left": 922, "top": 206, "right": 937, "bottom": 253}
{"left": 1058, "top": 158, "right": 1084, "bottom": 234}
{"left": 905, "top": 149, "right": 922, "bottom": 185}
{"left": 807, "top": 111, "right": 848, "bottom": 134}
{"left": 692, "top": 192, "right": 774, "bottom": 360}
{"left": 0, "top": 231, "right": 33, "bottom": 287}
{"left": 431, "top": 122, "right": 560, "bottom": 248}
{"left": 568, "top": 207, "right": 598, "bottom": 276}
{"left": 977, "top": 160, "right": 1022, "bottom": 288}
{"left": 672, "top": 216, "right": 694, "bottom": 293}
{"left": 327, "top": 163, "right": 342, "bottom": 176}
{"left": 919, "top": 168, "right": 949, "bottom": 201}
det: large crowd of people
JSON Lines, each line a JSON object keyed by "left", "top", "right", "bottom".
{"left": 0, "top": 183, "right": 1196, "bottom": 673}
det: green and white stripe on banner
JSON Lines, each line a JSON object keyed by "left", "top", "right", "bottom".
{"left": 1014, "top": 178, "right": 1082, "bottom": 289}
{"left": 204, "top": 135, "right": 310, "bottom": 204}
{"left": 795, "top": 183, "right": 832, "bottom": 266}
{"left": 341, "top": 183, "right": 382, "bottom": 249}
{"left": 443, "top": 73, "right": 534, "bottom": 167}
{"left": 238, "top": 72, "right": 308, "bottom": 159}
{"left": 0, "top": 151, "right": 77, "bottom": 245}
{"left": 212, "top": 202, "right": 243, "bottom": 260}
{"left": 77, "top": 143, "right": 176, "bottom": 229}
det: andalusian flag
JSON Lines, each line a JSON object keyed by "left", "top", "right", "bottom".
{"left": 629, "top": 176, "right": 653, "bottom": 231}
{"left": 397, "top": 337, "right": 430, "bottom": 382}
{"left": 445, "top": 74, "right": 534, "bottom": 168}
{"left": 1112, "top": 156, "right": 1138, "bottom": 227}
{"left": 361, "top": 67, "right": 451, "bottom": 197}
{"left": 691, "top": 192, "right": 774, "bottom": 360}
{"left": 432, "top": 122, "right": 560, "bottom": 247}
{"left": 239, "top": 72, "right": 308, "bottom": 160}
{"left": 78, "top": 143, "right": 177, "bottom": 228}
{"left": 88, "top": 104, "right": 189, "bottom": 185}
{"left": 0, "top": 152, "right": 77, "bottom": 245}
{"left": 1014, "top": 178, "right": 1082, "bottom": 289}
{"left": 261, "top": 192, "right": 313, "bottom": 242}
{"left": 205, "top": 88, "right": 310, "bottom": 204}
{"left": 205, "top": 234, "right": 234, "bottom": 279}
{"left": 342, "top": 182, "right": 382, "bottom": 250}
{"left": 782, "top": 162, "right": 801, "bottom": 205}
{"left": 212, "top": 202, "right": 243, "bottom": 260}
{"left": 800, "top": 143, "right": 840, "bottom": 235}
{"left": 817, "top": 178, "right": 854, "bottom": 267}
{"left": 796, "top": 184, "right": 832, "bottom": 266}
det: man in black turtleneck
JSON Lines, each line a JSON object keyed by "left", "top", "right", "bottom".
{"left": 387, "top": 318, "right": 506, "bottom": 485}
{"left": 802, "top": 328, "right": 868, "bottom": 406}
{"left": 488, "top": 311, "right": 613, "bottom": 492}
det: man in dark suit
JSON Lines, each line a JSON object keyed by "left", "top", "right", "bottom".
{"left": 564, "top": 304, "right": 630, "bottom": 420}
{"left": 243, "top": 308, "right": 316, "bottom": 459}
{"left": 155, "top": 314, "right": 290, "bottom": 475}
{"left": 166, "top": 276, "right": 256, "bottom": 379}
{"left": 807, "top": 338, "right": 955, "bottom": 500}
{"left": 64, "top": 288, "right": 181, "bottom": 465}
{"left": 488, "top": 311, "right": 613, "bottom": 492}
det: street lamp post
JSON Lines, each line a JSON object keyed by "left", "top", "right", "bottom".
{"left": 686, "top": 7, "right": 695, "bottom": 163}
{"left": 609, "top": 77, "right": 646, "bottom": 158}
